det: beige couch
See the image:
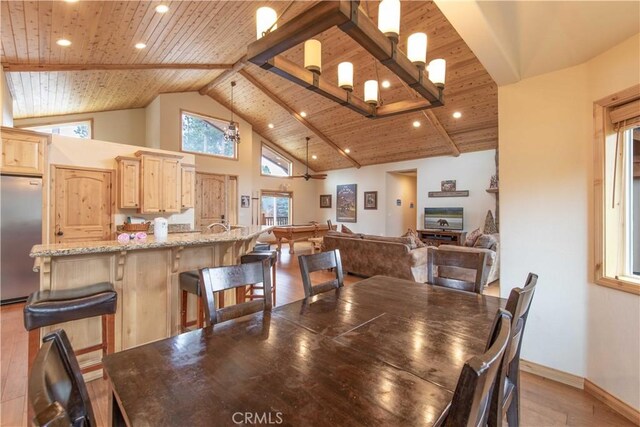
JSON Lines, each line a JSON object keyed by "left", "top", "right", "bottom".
{"left": 322, "top": 232, "right": 430, "bottom": 282}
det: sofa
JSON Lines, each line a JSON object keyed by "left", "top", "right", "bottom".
{"left": 322, "top": 230, "right": 500, "bottom": 287}
{"left": 322, "top": 231, "right": 430, "bottom": 282}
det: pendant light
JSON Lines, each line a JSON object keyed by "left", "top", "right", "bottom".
{"left": 378, "top": 0, "right": 401, "bottom": 41}
{"left": 428, "top": 59, "right": 446, "bottom": 88}
{"left": 224, "top": 81, "right": 241, "bottom": 144}
{"left": 304, "top": 39, "right": 322, "bottom": 74}
{"left": 364, "top": 80, "right": 379, "bottom": 105}
{"left": 338, "top": 62, "right": 354, "bottom": 91}
{"left": 407, "top": 33, "right": 428, "bottom": 68}
{"left": 256, "top": 7, "right": 277, "bottom": 39}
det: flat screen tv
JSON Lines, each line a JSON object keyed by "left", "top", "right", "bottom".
{"left": 424, "top": 207, "right": 463, "bottom": 231}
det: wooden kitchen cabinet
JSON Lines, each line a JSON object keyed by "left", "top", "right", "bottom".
{"left": 116, "top": 157, "right": 140, "bottom": 209}
{"left": 135, "top": 151, "right": 183, "bottom": 214}
{"left": 181, "top": 164, "right": 196, "bottom": 209}
{"left": 1, "top": 127, "right": 49, "bottom": 176}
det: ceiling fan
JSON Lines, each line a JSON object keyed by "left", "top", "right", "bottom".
{"left": 292, "top": 137, "right": 327, "bottom": 181}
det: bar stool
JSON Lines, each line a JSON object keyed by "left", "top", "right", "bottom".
{"left": 178, "top": 271, "right": 205, "bottom": 332}
{"left": 240, "top": 251, "right": 277, "bottom": 305}
{"left": 23, "top": 282, "right": 117, "bottom": 380}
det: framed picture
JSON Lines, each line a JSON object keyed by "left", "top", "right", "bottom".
{"left": 240, "top": 195, "right": 250, "bottom": 208}
{"left": 320, "top": 194, "right": 332, "bottom": 208}
{"left": 336, "top": 184, "right": 357, "bottom": 223}
{"left": 364, "top": 191, "right": 377, "bottom": 210}
{"left": 441, "top": 180, "right": 457, "bottom": 192}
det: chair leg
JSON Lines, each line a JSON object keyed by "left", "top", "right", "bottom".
{"left": 271, "top": 265, "right": 277, "bottom": 305}
{"left": 102, "top": 314, "right": 115, "bottom": 379}
{"left": 27, "top": 329, "right": 40, "bottom": 422}
{"left": 506, "top": 390, "right": 519, "bottom": 426}
{"left": 180, "top": 290, "right": 188, "bottom": 332}
{"left": 196, "top": 296, "right": 204, "bottom": 329}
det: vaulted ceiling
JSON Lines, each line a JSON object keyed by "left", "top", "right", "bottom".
{"left": 1, "top": 1, "right": 498, "bottom": 171}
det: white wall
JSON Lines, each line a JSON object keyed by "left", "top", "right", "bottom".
{"left": 318, "top": 150, "right": 496, "bottom": 235}
{"left": 48, "top": 135, "right": 196, "bottom": 238}
{"left": 15, "top": 108, "right": 146, "bottom": 147}
{"left": 385, "top": 173, "right": 417, "bottom": 236}
{"left": 499, "top": 33, "right": 640, "bottom": 409}
{"left": 0, "top": 68, "right": 13, "bottom": 126}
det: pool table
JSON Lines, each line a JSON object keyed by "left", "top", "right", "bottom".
{"left": 272, "top": 223, "right": 337, "bottom": 254}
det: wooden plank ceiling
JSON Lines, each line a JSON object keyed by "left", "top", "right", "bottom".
{"left": 1, "top": 0, "right": 497, "bottom": 171}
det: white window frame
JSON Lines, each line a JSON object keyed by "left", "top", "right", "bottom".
{"left": 261, "top": 143, "right": 292, "bottom": 177}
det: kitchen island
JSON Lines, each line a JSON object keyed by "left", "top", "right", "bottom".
{"left": 30, "top": 225, "right": 272, "bottom": 377}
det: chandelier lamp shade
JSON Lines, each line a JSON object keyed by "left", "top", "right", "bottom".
{"left": 364, "top": 80, "right": 379, "bottom": 105}
{"left": 256, "top": 7, "right": 277, "bottom": 39}
{"left": 224, "top": 81, "right": 241, "bottom": 144}
{"left": 338, "top": 62, "right": 354, "bottom": 91}
{"left": 247, "top": 1, "right": 446, "bottom": 119}
{"left": 304, "top": 39, "right": 322, "bottom": 74}
{"left": 407, "top": 32, "right": 428, "bottom": 68}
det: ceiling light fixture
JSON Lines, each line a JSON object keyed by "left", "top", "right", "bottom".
{"left": 247, "top": 1, "right": 445, "bottom": 119}
{"left": 63, "top": 0, "right": 79, "bottom": 3}
{"left": 311, "top": 155, "right": 317, "bottom": 160}
{"left": 300, "top": 111, "right": 307, "bottom": 118}
{"left": 155, "top": 4, "right": 169, "bottom": 13}
{"left": 224, "top": 81, "right": 241, "bottom": 144}
{"left": 134, "top": 42, "right": 147, "bottom": 49}
{"left": 412, "top": 121, "right": 421, "bottom": 128}
{"left": 381, "top": 80, "right": 391, "bottom": 89}
{"left": 268, "top": 123, "right": 275, "bottom": 129}
{"left": 344, "top": 148, "right": 351, "bottom": 154}
{"left": 452, "top": 111, "right": 462, "bottom": 119}
{"left": 56, "top": 39, "right": 71, "bottom": 47}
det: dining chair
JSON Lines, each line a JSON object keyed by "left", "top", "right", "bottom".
{"left": 240, "top": 251, "right": 278, "bottom": 305}
{"left": 199, "top": 259, "right": 272, "bottom": 326}
{"left": 434, "top": 309, "right": 512, "bottom": 427}
{"left": 28, "top": 329, "right": 96, "bottom": 427}
{"left": 298, "top": 249, "right": 344, "bottom": 298}
{"left": 427, "top": 247, "right": 488, "bottom": 294}
{"left": 489, "top": 273, "right": 539, "bottom": 427}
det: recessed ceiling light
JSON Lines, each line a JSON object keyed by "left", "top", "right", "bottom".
{"left": 155, "top": 4, "right": 169, "bottom": 13}
{"left": 63, "top": 0, "right": 79, "bottom": 3}
{"left": 412, "top": 121, "right": 421, "bottom": 128}
{"left": 311, "top": 155, "right": 317, "bottom": 160}
{"left": 56, "top": 39, "right": 72, "bottom": 47}
{"left": 381, "top": 80, "right": 391, "bottom": 89}
{"left": 300, "top": 111, "right": 307, "bottom": 117}
{"left": 135, "top": 42, "right": 147, "bottom": 49}
{"left": 268, "top": 123, "right": 274, "bottom": 129}
{"left": 452, "top": 111, "right": 462, "bottom": 119}
{"left": 344, "top": 148, "right": 351, "bottom": 153}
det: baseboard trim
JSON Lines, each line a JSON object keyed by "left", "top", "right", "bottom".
{"left": 520, "top": 359, "right": 584, "bottom": 389}
{"left": 584, "top": 379, "right": 640, "bottom": 426}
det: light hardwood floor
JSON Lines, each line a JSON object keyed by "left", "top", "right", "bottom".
{"left": 0, "top": 242, "right": 633, "bottom": 427}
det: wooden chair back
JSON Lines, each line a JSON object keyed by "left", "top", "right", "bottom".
{"left": 437, "top": 309, "right": 512, "bottom": 427}
{"left": 327, "top": 220, "right": 333, "bottom": 230}
{"left": 427, "top": 247, "right": 488, "bottom": 294}
{"left": 504, "top": 273, "right": 538, "bottom": 367}
{"left": 28, "top": 329, "right": 96, "bottom": 427}
{"left": 199, "top": 260, "right": 272, "bottom": 326}
{"left": 298, "top": 249, "right": 344, "bottom": 297}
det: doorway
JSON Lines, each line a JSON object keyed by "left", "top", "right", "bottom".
{"left": 385, "top": 170, "right": 418, "bottom": 236}
{"left": 51, "top": 165, "right": 114, "bottom": 243}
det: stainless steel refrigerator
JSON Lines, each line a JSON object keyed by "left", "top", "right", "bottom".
{"left": 1, "top": 175, "right": 42, "bottom": 304}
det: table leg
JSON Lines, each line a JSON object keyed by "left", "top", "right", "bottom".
{"left": 109, "top": 389, "right": 127, "bottom": 427}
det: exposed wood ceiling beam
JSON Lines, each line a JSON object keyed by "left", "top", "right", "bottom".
{"left": 239, "top": 69, "right": 361, "bottom": 169}
{"left": 2, "top": 63, "right": 232, "bottom": 72}
{"left": 202, "top": 90, "right": 309, "bottom": 169}
{"left": 397, "top": 79, "right": 460, "bottom": 157}
{"left": 198, "top": 56, "right": 247, "bottom": 95}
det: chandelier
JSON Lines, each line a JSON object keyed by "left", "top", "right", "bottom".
{"left": 224, "top": 81, "right": 240, "bottom": 144}
{"left": 248, "top": 0, "right": 446, "bottom": 119}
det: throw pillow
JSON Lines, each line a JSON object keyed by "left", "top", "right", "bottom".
{"left": 402, "top": 228, "right": 426, "bottom": 248}
{"left": 465, "top": 228, "right": 482, "bottom": 247}
{"left": 341, "top": 224, "right": 354, "bottom": 234}
{"left": 474, "top": 234, "right": 497, "bottom": 249}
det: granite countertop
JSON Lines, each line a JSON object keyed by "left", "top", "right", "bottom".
{"left": 30, "top": 225, "right": 274, "bottom": 258}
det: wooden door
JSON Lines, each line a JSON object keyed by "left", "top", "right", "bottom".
{"left": 181, "top": 165, "right": 196, "bottom": 209}
{"left": 140, "top": 156, "right": 162, "bottom": 213}
{"left": 53, "top": 167, "right": 113, "bottom": 243}
{"left": 195, "top": 173, "right": 226, "bottom": 228}
{"left": 162, "top": 158, "right": 181, "bottom": 213}
{"left": 117, "top": 157, "right": 140, "bottom": 209}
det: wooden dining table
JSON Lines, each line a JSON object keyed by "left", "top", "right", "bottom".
{"left": 103, "top": 275, "right": 505, "bottom": 426}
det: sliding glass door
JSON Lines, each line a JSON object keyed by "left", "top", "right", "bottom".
{"left": 261, "top": 191, "right": 292, "bottom": 226}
